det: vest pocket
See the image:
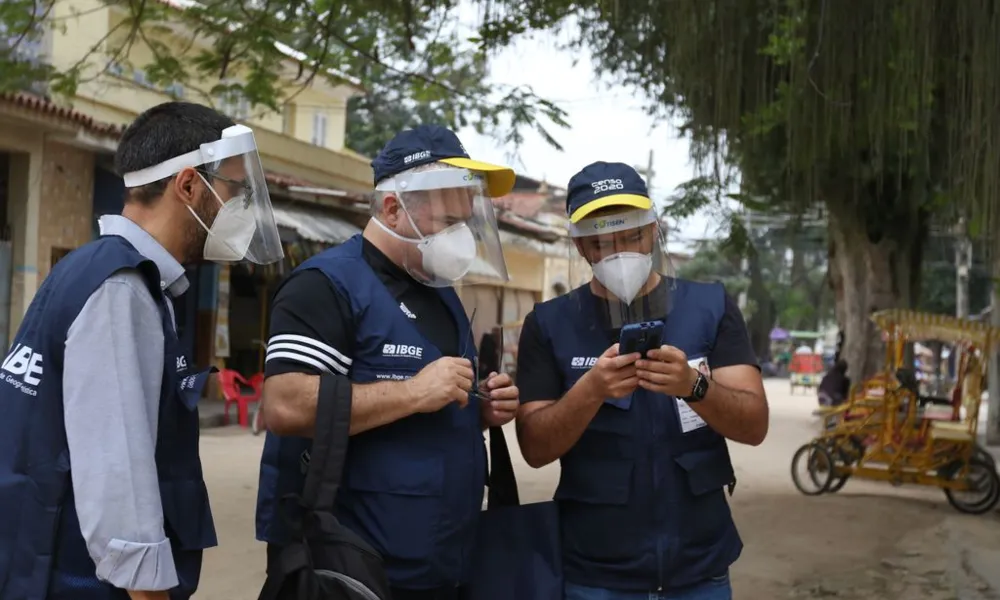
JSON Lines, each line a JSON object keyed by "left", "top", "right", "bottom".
{"left": 673, "top": 448, "right": 735, "bottom": 546}
{"left": 341, "top": 454, "right": 445, "bottom": 560}
{"left": 555, "top": 459, "right": 636, "bottom": 561}
{"left": 160, "top": 479, "right": 218, "bottom": 550}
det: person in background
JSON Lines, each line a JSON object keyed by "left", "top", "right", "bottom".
{"left": 0, "top": 101, "right": 284, "bottom": 600}
{"left": 256, "top": 125, "right": 521, "bottom": 600}
{"left": 817, "top": 359, "right": 850, "bottom": 407}
{"left": 513, "top": 161, "right": 769, "bottom": 600}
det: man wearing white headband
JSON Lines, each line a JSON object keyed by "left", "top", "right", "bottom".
{"left": 0, "top": 101, "right": 283, "bottom": 600}
{"left": 514, "top": 162, "right": 768, "bottom": 599}
{"left": 256, "top": 125, "right": 521, "bottom": 599}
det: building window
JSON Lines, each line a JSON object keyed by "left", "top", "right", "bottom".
{"left": 164, "top": 82, "right": 185, "bottom": 99}
{"left": 311, "top": 111, "right": 328, "bottom": 147}
{"left": 217, "top": 84, "right": 249, "bottom": 121}
{"left": 0, "top": 0, "right": 45, "bottom": 62}
{"left": 281, "top": 104, "right": 295, "bottom": 135}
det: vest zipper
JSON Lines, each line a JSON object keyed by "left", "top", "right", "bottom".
{"left": 657, "top": 540, "right": 664, "bottom": 592}
{"left": 649, "top": 392, "right": 664, "bottom": 592}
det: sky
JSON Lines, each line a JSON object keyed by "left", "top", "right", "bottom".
{"left": 452, "top": 14, "right": 717, "bottom": 250}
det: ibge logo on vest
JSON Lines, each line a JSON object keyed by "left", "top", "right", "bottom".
{"left": 376, "top": 343, "right": 425, "bottom": 381}
{"left": 382, "top": 343, "right": 424, "bottom": 359}
{"left": 571, "top": 356, "right": 598, "bottom": 369}
{"left": 1, "top": 343, "right": 43, "bottom": 396}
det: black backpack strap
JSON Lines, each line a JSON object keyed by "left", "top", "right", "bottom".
{"left": 301, "top": 373, "right": 352, "bottom": 510}
{"left": 486, "top": 425, "right": 520, "bottom": 508}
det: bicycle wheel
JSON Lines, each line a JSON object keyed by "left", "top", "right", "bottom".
{"left": 825, "top": 442, "right": 852, "bottom": 493}
{"left": 791, "top": 442, "right": 834, "bottom": 495}
{"left": 944, "top": 458, "right": 1000, "bottom": 515}
{"left": 973, "top": 444, "right": 996, "bottom": 470}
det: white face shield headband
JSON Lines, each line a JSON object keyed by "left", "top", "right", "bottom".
{"left": 121, "top": 124, "right": 284, "bottom": 265}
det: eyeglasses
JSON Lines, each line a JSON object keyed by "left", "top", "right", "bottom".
{"left": 197, "top": 168, "right": 253, "bottom": 207}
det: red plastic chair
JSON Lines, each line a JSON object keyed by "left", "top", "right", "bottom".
{"left": 219, "top": 369, "right": 262, "bottom": 427}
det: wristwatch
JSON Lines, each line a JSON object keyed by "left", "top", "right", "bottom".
{"left": 683, "top": 370, "right": 709, "bottom": 402}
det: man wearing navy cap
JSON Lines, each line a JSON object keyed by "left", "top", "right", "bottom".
{"left": 515, "top": 162, "right": 768, "bottom": 599}
{"left": 255, "top": 125, "right": 521, "bottom": 599}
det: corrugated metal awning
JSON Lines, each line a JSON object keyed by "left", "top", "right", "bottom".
{"left": 272, "top": 202, "right": 361, "bottom": 244}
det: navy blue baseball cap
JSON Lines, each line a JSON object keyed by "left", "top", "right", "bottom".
{"left": 370, "top": 125, "right": 516, "bottom": 197}
{"left": 565, "top": 161, "right": 653, "bottom": 223}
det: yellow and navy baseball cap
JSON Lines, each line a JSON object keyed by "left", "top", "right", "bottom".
{"left": 371, "top": 125, "right": 516, "bottom": 198}
{"left": 565, "top": 161, "right": 653, "bottom": 223}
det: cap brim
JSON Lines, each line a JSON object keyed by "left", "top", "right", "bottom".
{"left": 440, "top": 157, "right": 516, "bottom": 197}
{"left": 569, "top": 194, "right": 653, "bottom": 223}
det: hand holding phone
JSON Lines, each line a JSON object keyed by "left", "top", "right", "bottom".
{"left": 618, "top": 320, "right": 665, "bottom": 357}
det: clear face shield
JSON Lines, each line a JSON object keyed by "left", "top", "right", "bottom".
{"left": 372, "top": 167, "right": 509, "bottom": 287}
{"left": 569, "top": 207, "right": 675, "bottom": 337}
{"left": 122, "top": 125, "right": 284, "bottom": 265}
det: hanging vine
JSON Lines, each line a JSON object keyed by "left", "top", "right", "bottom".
{"left": 479, "top": 0, "right": 1000, "bottom": 249}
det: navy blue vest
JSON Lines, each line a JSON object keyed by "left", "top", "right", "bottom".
{"left": 532, "top": 279, "right": 742, "bottom": 592}
{"left": 255, "top": 234, "right": 486, "bottom": 590}
{"left": 0, "top": 235, "right": 217, "bottom": 600}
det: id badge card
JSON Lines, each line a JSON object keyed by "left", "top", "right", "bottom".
{"left": 675, "top": 356, "right": 711, "bottom": 433}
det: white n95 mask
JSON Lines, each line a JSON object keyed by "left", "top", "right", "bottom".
{"left": 188, "top": 173, "right": 258, "bottom": 263}
{"left": 591, "top": 252, "right": 653, "bottom": 305}
{"left": 416, "top": 223, "right": 477, "bottom": 281}
{"left": 372, "top": 217, "right": 478, "bottom": 282}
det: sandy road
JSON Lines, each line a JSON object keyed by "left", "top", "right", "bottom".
{"left": 194, "top": 378, "right": 1000, "bottom": 599}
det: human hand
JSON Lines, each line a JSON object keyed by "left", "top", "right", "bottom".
{"left": 581, "top": 343, "right": 640, "bottom": 400}
{"left": 636, "top": 345, "right": 698, "bottom": 396}
{"left": 408, "top": 357, "right": 474, "bottom": 413}
{"left": 479, "top": 371, "right": 519, "bottom": 427}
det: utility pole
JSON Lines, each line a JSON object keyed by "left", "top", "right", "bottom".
{"left": 953, "top": 216, "right": 972, "bottom": 390}
{"left": 634, "top": 149, "right": 655, "bottom": 197}
{"left": 738, "top": 202, "right": 752, "bottom": 312}
{"left": 987, "top": 252, "right": 1000, "bottom": 446}
{"left": 955, "top": 215, "right": 972, "bottom": 321}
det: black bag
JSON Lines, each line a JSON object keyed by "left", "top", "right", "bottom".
{"left": 258, "top": 376, "right": 393, "bottom": 600}
{"left": 467, "top": 426, "right": 562, "bottom": 600}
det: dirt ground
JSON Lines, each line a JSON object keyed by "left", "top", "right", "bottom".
{"left": 194, "top": 379, "right": 1000, "bottom": 599}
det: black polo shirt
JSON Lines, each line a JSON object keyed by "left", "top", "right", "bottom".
{"left": 264, "top": 238, "right": 460, "bottom": 379}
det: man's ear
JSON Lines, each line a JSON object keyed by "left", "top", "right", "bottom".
{"left": 380, "top": 194, "right": 401, "bottom": 226}
{"left": 171, "top": 167, "right": 202, "bottom": 207}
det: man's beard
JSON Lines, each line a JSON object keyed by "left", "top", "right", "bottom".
{"left": 182, "top": 190, "right": 217, "bottom": 264}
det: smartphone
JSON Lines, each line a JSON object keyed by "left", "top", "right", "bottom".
{"left": 618, "top": 320, "right": 665, "bottom": 357}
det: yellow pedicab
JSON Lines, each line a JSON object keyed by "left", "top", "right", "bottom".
{"left": 791, "top": 309, "right": 1000, "bottom": 514}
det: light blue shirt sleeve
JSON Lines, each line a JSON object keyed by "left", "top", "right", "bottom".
{"left": 62, "top": 270, "right": 179, "bottom": 591}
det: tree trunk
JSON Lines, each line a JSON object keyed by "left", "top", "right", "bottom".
{"left": 827, "top": 203, "right": 926, "bottom": 384}
{"left": 746, "top": 251, "right": 775, "bottom": 359}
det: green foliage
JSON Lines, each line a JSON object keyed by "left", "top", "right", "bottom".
{"left": 916, "top": 236, "right": 993, "bottom": 317}
{"left": 1, "top": 0, "right": 567, "bottom": 157}
{"left": 0, "top": 0, "right": 57, "bottom": 92}
{"left": 678, "top": 216, "right": 834, "bottom": 332}
{"left": 476, "top": 0, "right": 1000, "bottom": 252}
{"left": 677, "top": 239, "right": 748, "bottom": 298}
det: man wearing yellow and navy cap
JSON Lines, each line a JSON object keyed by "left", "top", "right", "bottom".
{"left": 514, "top": 161, "right": 768, "bottom": 599}
{"left": 256, "top": 125, "right": 522, "bottom": 599}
